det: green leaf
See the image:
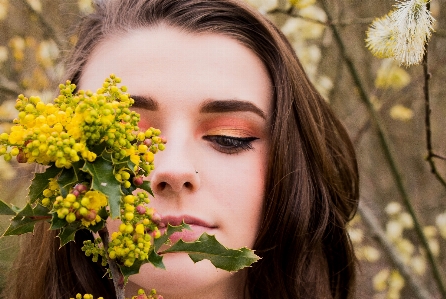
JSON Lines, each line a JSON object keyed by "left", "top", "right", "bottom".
{"left": 82, "top": 157, "right": 122, "bottom": 219}
{"left": 28, "top": 164, "right": 62, "bottom": 203}
{"left": 88, "top": 219, "right": 106, "bottom": 233}
{"left": 161, "top": 233, "right": 260, "bottom": 272}
{"left": 154, "top": 223, "right": 191, "bottom": 252}
{"left": 16, "top": 204, "right": 34, "bottom": 217}
{"left": 58, "top": 223, "right": 80, "bottom": 247}
{"left": 2, "top": 216, "right": 40, "bottom": 236}
{"left": 119, "top": 260, "right": 144, "bottom": 278}
{"left": 50, "top": 213, "right": 67, "bottom": 230}
{"left": 0, "top": 200, "right": 15, "bottom": 216}
{"left": 148, "top": 248, "right": 165, "bottom": 269}
{"left": 139, "top": 181, "right": 154, "bottom": 197}
{"left": 113, "top": 156, "right": 136, "bottom": 175}
{"left": 57, "top": 167, "right": 78, "bottom": 197}
{"left": 33, "top": 204, "right": 50, "bottom": 217}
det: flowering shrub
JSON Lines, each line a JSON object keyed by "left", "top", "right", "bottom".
{"left": 0, "top": 75, "right": 259, "bottom": 298}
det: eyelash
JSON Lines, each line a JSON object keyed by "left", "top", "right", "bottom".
{"left": 203, "top": 135, "right": 259, "bottom": 154}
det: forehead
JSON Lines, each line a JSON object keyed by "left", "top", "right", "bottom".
{"left": 79, "top": 25, "right": 272, "bottom": 114}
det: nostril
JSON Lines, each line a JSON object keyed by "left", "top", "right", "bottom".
{"left": 184, "top": 182, "right": 192, "bottom": 189}
{"left": 159, "top": 182, "right": 167, "bottom": 191}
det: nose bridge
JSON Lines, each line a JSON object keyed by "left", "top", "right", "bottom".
{"left": 150, "top": 122, "right": 200, "bottom": 194}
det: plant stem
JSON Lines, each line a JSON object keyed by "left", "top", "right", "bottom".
{"left": 319, "top": 1, "right": 446, "bottom": 297}
{"left": 358, "top": 201, "right": 432, "bottom": 299}
{"left": 99, "top": 227, "right": 126, "bottom": 299}
{"left": 423, "top": 36, "right": 446, "bottom": 188}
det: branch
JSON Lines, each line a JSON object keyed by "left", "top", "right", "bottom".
{"left": 358, "top": 201, "right": 433, "bottom": 299}
{"left": 20, "top": 0, "right": 64, "bottom": 50}
{"left": 423, "top": 38, "right": 446, "bottom": 188}
{"left": 98, "top": 227, "right": 125, "bottom": 299}
{"left": 267, "top": 7, "right": 374, "bottom": 26}
{"left": 318, "top": 1, "right": 446, "bottom": 297}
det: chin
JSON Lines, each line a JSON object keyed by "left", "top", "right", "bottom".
{"left": 128, "top": 252, "right": 247, "bottom": 299}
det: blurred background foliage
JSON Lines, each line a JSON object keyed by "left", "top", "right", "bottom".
{"left": 0, "top": 0, "right": 445, "bottom": 298}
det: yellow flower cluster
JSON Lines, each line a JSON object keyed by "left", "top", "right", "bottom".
{"left": 71, "top": 289, "right": 163, "bottom": 299}
{"left": 0, "top": 75, "right": 165, "bottom": 170}
{"left": 107, "top": 192, "right": 161, "bottom": 267}
{"left": 43, "top": 183, "right": 107, "bottom": 227}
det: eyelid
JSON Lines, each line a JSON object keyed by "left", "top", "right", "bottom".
{"left": 203, "top": 135, "right": 259, "bottom": 155}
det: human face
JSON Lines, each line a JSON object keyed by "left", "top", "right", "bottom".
{"left": 79, "top": 25, "right": 272, "bottom": 299}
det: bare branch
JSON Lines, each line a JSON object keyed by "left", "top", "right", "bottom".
{"left": 358, "top": 201, "right": 433, "bottom": 299}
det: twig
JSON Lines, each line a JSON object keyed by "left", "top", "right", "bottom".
{"left": 423, "top": 36, "right": 446, "bottom": 188}
{"left": 358, "top": 201, "right": 433, "bottom": 299}
{"left": 20, "top": 0, "right": 64, "bottom": 50}
{"left": 98, "top": 227, "right": 125, "bottom": 299}
{"left": 318, "top": 1, "right": 446, "bottom": 298}
{"left": 267, "top": 7, "right": 374, "bottom": 26}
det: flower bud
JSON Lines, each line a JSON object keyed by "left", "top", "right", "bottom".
{"left": 133, "top": 176, "right": 144, "bottom": 186}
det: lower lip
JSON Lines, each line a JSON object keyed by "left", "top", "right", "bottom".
{"left": 161, "top": 224, "right": 215, "bottom": 243}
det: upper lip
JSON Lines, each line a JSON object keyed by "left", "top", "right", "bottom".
{"left": 159, "top": 215, "right": 217, "bottom": 228}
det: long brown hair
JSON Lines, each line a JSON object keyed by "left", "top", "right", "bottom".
{"left": 4, "top": 1, "right": 359, "bottom": 298}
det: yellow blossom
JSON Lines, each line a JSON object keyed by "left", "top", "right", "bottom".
{"left": 390, "top": 104, "right": 413, "bottom": 121}
{"left": 82, "top": 191, "right": 107, "bottom": 211}
{"left": 373, "top": 268, "right": 390, "bottom": 291}
{"left": 375, "top": 59, "right": 411, "bottom": 90}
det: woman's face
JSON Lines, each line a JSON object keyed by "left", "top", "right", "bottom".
{"left": 79, "top": 25, "right": 272, "bottom": 298}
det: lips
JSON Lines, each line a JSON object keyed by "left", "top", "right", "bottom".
{"left": 158, "top": 215, "right": 217, "bottom": 243}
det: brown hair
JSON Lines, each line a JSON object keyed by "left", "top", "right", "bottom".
{"left": 4, "top": 0, "right": 359, "bottom": 298}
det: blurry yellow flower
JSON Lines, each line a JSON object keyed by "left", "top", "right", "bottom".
{"left": 411, "top": 255, "right": 426, "bottom": 275}
{"left": 0, "top": 0, "right": 8, "bottom": 21}
{"left": 423, "top": 225, "right": 437, "bottom": 238}
{"left": 9, "top": 36, "right": 25, "bottom": 62}
{"left": 348, "top": 227, "right": 363, "bottom": 244}
{"left": 37, "top": 40, "right": 59, "bottom": 68}
{"left": 386, "top": 220, "right": 403, "bottom": 240}
{"left": 395, "top": 238, "right": 414, "bottom": 261}
{"left": 289, "top": 0, "right": 315, "bottom": 9}
{"left": 428, "top": 238, "right": 439, "bottom": 257}
{"left": 375, "top": 59, "right": 411, "bottom": 90}
{"left": 373, "top": 269, "right": 390, "bottom": 292}
{"left": 245, "top": 0, "right": 277, "bottom": 13}
{"left": 78, "top": 0, "right": 94, "bottom": 14}
{"left": 390, "top": 104, "right": 413, "bottom": 121}
{"left": 385, "top": 201, "right": 402, "bottom": 216}
{"left": 362, "top": 245, "right": 381, "bottom": 262}
{"left": 0, "top": 158, "right": 16, "bottom": 180}
{"left": 389, "top": 270, "right": 405, "bottom": 292}
{"left": 0, "top": 46, "right": 8, "bottom": 64}
{"left": 436, "top": 212, "right": 446, "bottom": 239}
{"left": 26, "top": 0, "right": 41, "bottom": 12}
{"left": 397, "top": 212, "right": 414, "bottom": 229}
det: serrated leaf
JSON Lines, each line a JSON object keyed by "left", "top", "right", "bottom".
{"left": 113, "top": 156, "right": 136, "bottom": 175}
{"left": 0, "top": 200, "right": 15, "bottom": 215}
{"left": 82, "top": 157, "right": 122, "bottom": 219}
{"left": 28, "top": 165, "right": 62, "bottom": 203}
{"left": 88, "top": 219, "right": 106, "bottom": 233}
{"left": 2, "top": 217, "right": 40, "bottom": 236}
{"left": 32, "top": 204, "right": 50, "bottom": 217}
{"left": 139, "top": 181, "right": 154, "bottom": 197}
{"left": 50, "top": 213, "right": 67, "bottom": 230}
{"left": 119, "top": 260, "right": 144, "bottom": 278}
{"left": 16, "top": 204, "right": 34, "bottom": 217}
{"left": 57, "top": 167, "right": 78, "bottom": 197}
{"left": 58, "top": 223, "right": 80, "bottom": 247}
{"left": 161, "top": 233, "right": 260, "bottom": 272}
{"left": 154, "top": 223, "right": 191, "bottom": 252}
{"left": 148, "top": 248, "right": 165, "bottom": 269}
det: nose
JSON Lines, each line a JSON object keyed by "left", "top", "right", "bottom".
{"left": 149, "top": 137, "right": 200, "bottom": 196}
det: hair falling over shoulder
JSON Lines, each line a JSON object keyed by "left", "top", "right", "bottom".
{"left": 3, "top": 1, "right": 359, "bottom": 298}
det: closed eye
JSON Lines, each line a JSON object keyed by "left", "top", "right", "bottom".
{"left": 203, "top": 135, "right": 259, "bottom": 154}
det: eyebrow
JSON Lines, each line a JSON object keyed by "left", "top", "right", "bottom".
{"left": 130, "top": 95, "right": 159, "bottom": 110}
{"left": 199, "top": 99, "right": 266, "bottom": 119}
{"left": 130, "top": 95, "right": 266, "bottom": 120}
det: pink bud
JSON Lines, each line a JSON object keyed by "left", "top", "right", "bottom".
{"left": 16, "top": 151, "right": 27, "bottom": 163}
{"left": 143, "top": 139, "right": 152, "bottom": 146}
{"left": 83, "top": 210, "right": 97, "bottom": 221}
{"left": 72, "top": 189, "right": 80, "bottom": 197}
{"left": 75, "top": 183, "right": 88, "bottom": 193}
{"left": 133, "top": 176, "right": 144, "bottom": 186}
{"left": 136, "top": 205, "right": 146, "bottom": 215}
{"left": 160, "top": 136, "right": 167, "bottom": 144}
